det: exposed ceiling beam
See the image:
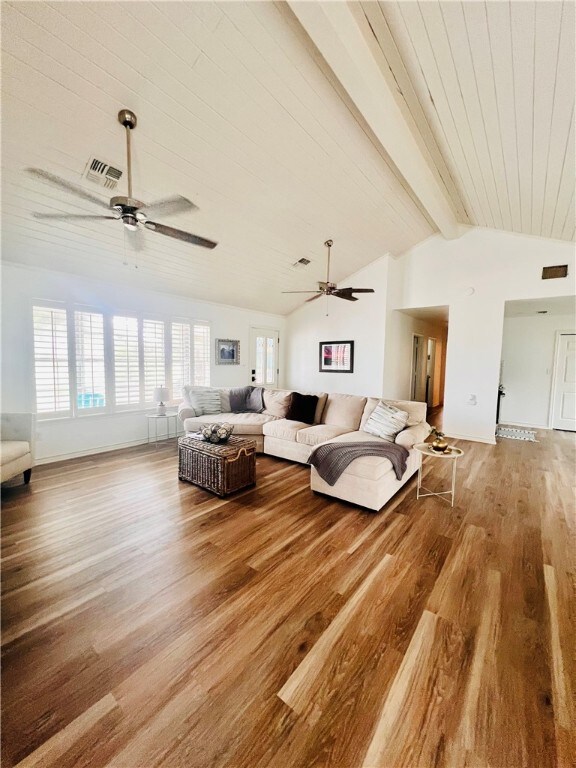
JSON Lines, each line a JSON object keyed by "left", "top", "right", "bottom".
{"left": 287, "top": 1, "right": 462, "bottom": 240}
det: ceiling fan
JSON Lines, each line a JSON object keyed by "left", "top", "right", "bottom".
{"left": 283, "top": 240, "right": 375, "bottom": 302}
{"left": 26, "top": 109, "right": 218, "bottom": 250}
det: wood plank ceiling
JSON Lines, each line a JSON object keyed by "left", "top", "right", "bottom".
{"left": 1, "top": 2, "right": 574, "bottom": 315}
{"left": 374, "top": 0, "right": 575, "bottom": 242}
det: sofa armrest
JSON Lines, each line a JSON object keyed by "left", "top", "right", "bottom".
{"left": 0, "top": 413, "right": 35, "bottom": 456}
{"left": 178, "top": 403, "right": 197, "bottom": 422}
{"left": 395, "top": 422, "right": 431, "bottom": 449}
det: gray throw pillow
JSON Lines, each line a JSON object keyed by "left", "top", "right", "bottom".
{"left": 229, "top": 386, "right": 254, "bottom": 413}
{"left": 245, "top": 387, "right": 264, "bottom": 413}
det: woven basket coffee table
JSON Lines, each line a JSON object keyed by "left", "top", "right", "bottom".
{"left": 178, "top": 434, "right": 257, "bottom": 497}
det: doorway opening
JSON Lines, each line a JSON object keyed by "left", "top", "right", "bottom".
{"left": 411, "top": 335, "right": 438, "bottom": 408}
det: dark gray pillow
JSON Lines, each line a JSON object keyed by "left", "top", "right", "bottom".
{"left": 229, "top": 386, "right": 254, "bottom": 413}
{"left": 245, "top": 387, "right": 264, "bottom": 413}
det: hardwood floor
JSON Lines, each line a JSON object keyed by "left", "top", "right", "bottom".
{"left": 2, "top": 430, "right": 575, "bottom": 767}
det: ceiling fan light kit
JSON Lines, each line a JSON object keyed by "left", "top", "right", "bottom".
{"left": 27, "top": 109, "right": 218, "bottom": 250}
{"left": 283, "top": 239, "right": 375, "bottom": 303}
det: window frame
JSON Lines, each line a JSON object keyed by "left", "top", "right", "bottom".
{"left": 32, "top": 302, "right": 211, "bottom": 420}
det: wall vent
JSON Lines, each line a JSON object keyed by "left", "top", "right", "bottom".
{"left": 542, "top": 265, "right": 568, "bottom": 279}
{"left": 83, "top": 156, "right": 123, "bottom": 190}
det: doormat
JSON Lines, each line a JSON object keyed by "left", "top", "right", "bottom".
{"left": 496, "top": 426, "right": 537, "bottom": 442}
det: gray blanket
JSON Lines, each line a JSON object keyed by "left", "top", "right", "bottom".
{"left": 309, "top": 441, "right": 409, "bottom": 486}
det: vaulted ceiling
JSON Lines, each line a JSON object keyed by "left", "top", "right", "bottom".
{"left": 1, "top": 2, "right": 574, "bottom": 314}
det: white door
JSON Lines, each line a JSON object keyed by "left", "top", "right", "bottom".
{"left": 552, "top": 333, "right": 576, "bottom": 431}
{"left": 250, "top": 328, "right": 279, "bottom": 388}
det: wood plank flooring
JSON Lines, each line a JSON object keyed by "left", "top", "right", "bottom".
{"left": 2, "top": 429, "right": 575, "bottom": 767}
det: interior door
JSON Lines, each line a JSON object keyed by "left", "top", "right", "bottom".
{"left": 411, "top": 335, "right": 427, "bottom": 402}
{"left": 250, "top": 328, "right": 279, "bottom": 388}
{"left": 552, "top": 333, "right": 576, "bottom": 431}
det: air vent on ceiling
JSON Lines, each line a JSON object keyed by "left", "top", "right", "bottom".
{"left": 537, "top": 310, "right": 548, "bottom": 314}
{"left": 293, "top": 257, "right": 311, "bottom": 268}
{"left": 542, "top": 265, "right": 568, "bottom": 280}
{"left": 83, "top": 156, "right": 123, "bottom": 190}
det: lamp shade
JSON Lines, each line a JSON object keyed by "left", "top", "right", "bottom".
{"left": 153, "top": 386, "right": 169, "bottom": 403}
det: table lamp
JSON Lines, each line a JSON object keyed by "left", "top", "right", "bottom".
{"left": 153, "top": 386, "right": 170, "bottom": 415}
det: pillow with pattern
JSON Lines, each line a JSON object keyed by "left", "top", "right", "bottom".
{"left": 362, "top": 401, "right": 408, "bottom": 442}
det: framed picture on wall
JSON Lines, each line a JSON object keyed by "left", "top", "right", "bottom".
{"left": 319, "top": 340, "right": 354, "bottom": 373}
{"left": 215, "top": 339, "right": 240, "bottom": 365}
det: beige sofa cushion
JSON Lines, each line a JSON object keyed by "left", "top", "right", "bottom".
{"left": 263, "top": 389, "right": 292, "bottom": 418}
{"left": 360, "top": 398, "right": 426, "bottom": 428}
{"left": 262, "top": 419, "right": 309, "bottom": 440}
{"left": 321, "top": 393, "right": 366, "bottom": 430}
{"left": 296, "top": 424, "right": 351, "bottom": 447}
{"left": 184, "top": 412, "right": 275, "bottom": 435}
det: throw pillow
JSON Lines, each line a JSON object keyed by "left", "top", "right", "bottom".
{"left": 285, "top": 392, "right": 319, "bottom": 425}
{"left": 363, "top": 401, "right": 409, "bottom": 442}
{"left": 262, "top": 389, "right": 291, "bottom": 418}
{"left": 229, "top": 386, "right": 254, "bottom": 413}
{"left": 245, "top": 387, "right": 264, "bottom": 413}
{"left": 187, "top": 388, "right": 222, "bottom": 416}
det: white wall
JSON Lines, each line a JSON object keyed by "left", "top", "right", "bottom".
{"left": 500, "top": 313, "right": 575, "bottom": 429}
{"left": 285, "top": 227, "right": 574, "bottom": 444}
{"left": 1, "top": 262, "right": 285, "bottom": 462}
{"left": 285, "top": 257, "right": 389, "bottom": 396}
{"left": 395, "top": 228, "right": 575, "bottom": 442}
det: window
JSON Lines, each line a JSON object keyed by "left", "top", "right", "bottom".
{"left": 172, "top": 322, "right": 191, "bottom": 398}
{"left": 33, "top": 304, "right": 209, "bottom": 416}
{"left": 193, "top": 323, "right": 210, "bottom": 386}
{"left": 113, "top": 316, "right": 140, "bottom": 405}
{"left": 143, "top": 319, "right": 165, "bottom": 402}
{"left": 75, "top": 311, "right": 106, "bottom": 409}
{"left": 33, "top": 306, "right": 70, "bottom": 413}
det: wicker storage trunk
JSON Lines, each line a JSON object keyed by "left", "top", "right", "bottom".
{"left": 178, "top": 435, "right": 256, "bottom": 497}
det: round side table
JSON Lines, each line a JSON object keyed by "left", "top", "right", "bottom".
{"left": 413, "top": 442, "right": 464, "bottom": 507}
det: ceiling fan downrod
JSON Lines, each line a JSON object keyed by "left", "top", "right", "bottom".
{"left": 114, "top": 109, "right": 141, "bottom": 229}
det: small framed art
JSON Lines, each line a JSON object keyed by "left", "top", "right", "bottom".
{"left": 319, "top": 340, "right": 354, "bottom": 373}
{"left": 215, "top": 339, "right": 240, "bottom": 365}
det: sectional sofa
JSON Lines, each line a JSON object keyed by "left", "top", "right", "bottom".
{"left": 178, "top": 386, "right": 431, "bottom": 512}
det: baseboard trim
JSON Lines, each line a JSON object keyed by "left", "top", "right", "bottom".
{"left": 498, "top": 421, "right": 550, "bottom": 431}
{"left": 445, "top": 432, "right": 497, "bottom": 445}
{"left": 35, "top": 436, "right": 180, "bottom": 465}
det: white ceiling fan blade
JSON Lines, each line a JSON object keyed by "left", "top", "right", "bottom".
{"left": 33, "top": 212, "right": 118, "bottom": 220}
{"left": 141, "top": 195, "right": 198, "bottom": 219}
{"left": 26, "top": 168, "right": 111, "bottom": 210}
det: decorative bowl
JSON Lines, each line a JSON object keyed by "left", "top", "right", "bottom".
{"left": 200, "top": 423, "right": 234, "bottom": 443}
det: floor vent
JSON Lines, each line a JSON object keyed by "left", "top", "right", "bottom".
{"left": 496, "top": 426, "right": 537, "bottom": 442}
{"left": 83, "top": 156, "right": 123, "bottom": 190}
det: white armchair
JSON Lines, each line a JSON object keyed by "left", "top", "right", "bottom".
{"left": 1, "top": 413, "right": 35, "bottom": 485}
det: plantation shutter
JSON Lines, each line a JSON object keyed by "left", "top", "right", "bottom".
{"left": 172, "top": 322, "right": 191, "bottom": 398}
{"left": 33, "top": 306, "right": 70, "bottom": 413}
{"left": 113, "top": 316, "right": 140, "bottom": 405}
{"left": 143, "top": 319, "right": 165, "bottom": 402}
{"left": 75, "top": 311, "right": 106, "bottom": 409}
{"left": 193, "top": 323, "right": 210, "bottom": 386}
